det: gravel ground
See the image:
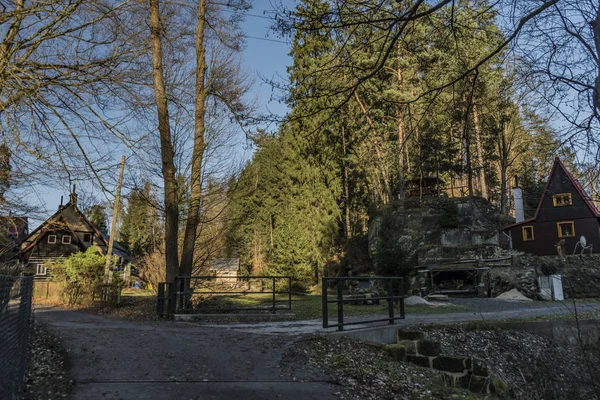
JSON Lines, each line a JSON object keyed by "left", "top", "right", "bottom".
{"left": 420, "top": 326, "right": 600, "bottom": 400}
{"left": 443, "top": 297, "right": 600, "bottom": 314}
{"left": 20, "top": 322, "right": 73, "bottom": 400}
{"left": 292, "top": 336, "right": 479, "bottom": 400}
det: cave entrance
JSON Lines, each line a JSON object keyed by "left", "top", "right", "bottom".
{"left": 420, "top": 267, "right": 489, "bottom": 296}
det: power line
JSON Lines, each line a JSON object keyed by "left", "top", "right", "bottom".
{"left": 246, "top": 35, "right": 287, "bottom": 44}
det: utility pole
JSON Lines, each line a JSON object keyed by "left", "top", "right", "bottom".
{"left": 104, "top": 156, "right": 126, "bottom": 283}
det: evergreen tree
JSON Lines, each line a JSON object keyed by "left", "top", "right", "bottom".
{"left": 120, "top": 182, "right": 157, "bottom": 258}
{"left": 85, "top": 204, "right": 108, "bottom": 235}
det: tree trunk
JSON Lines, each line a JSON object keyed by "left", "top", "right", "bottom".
{"left": 472, "top": 102, "right": 488, "bottom": 199}
{"left": 341, "top": 122, "right": 351, "bottom": 241}
{"left": 591, "top": 7, "right": 600, "bottom": 115}
{"left": 498, "top": 122, "right": 510, "bottom": 215}
{"left": 149, "top": 0, "right": 179, "bottom": 282}
{"left": 354, "top": 91, "right": 392, "bottom": 203}
{"left": 396, "top": 64, "right": 405, "bottom": 204}
{"left": 179, "top": 0, "right": 208, "bottom": 277}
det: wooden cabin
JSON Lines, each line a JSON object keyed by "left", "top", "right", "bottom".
{"left": 504, "top": 158, "right": 600, "bottom": 256}
{"left": 210, "top": 258, "right": 240, "bottom": 285}
{"left": 19, "top": 190, "right": 130, "bottom": 279}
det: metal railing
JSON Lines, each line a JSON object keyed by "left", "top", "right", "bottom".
{"left": 0, "top": 275, "right": 33, "bottom": 399}
{"left": 322, "top": 276, "right": 405, "bottom": 331}
{"left": 157, "top": 275, "right": 292, "bottom": 315}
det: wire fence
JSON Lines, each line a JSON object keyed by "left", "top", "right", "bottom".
{"left": 0, "top": 275, "right": 33, "bottom": 399}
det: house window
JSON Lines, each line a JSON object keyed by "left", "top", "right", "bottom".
{"left": 47, "top": 235, "right": 56, "bottom": 244}
{"left": 553, "top": 193, "right": 572, "bottom": 207}
{"left": 62, "top": 235, "right": 71, "bottom": 244}
{"left": 83, "top": 233, "right": 92, "bottom": 243}
{"left": 522, "top": 226, "right": 535, "bottom": 241}
{"left": 36, "top": 264, "right": 47, "bottom": 276}
{"left": 557, "top": 221, "right": 575, "bottom": 238}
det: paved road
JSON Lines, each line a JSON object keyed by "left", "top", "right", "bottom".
{"left": 34, "top": 299, "right": 600, "bottom": 399}
{"left": 204, "top": 298, "right": 600, "bottom": 335}
{"left": 34, "top": 306, "right": 339, "bottom": 400}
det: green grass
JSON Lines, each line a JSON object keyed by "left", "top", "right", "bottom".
{"left": 121, "top": 288, "right": 156, "bottom": 297}
{"left": 195, "top": 293, "right": 467, "bottom": 320}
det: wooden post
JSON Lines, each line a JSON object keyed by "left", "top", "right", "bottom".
{"left": 104, "top": 156, "right": 126, "bottom": 283}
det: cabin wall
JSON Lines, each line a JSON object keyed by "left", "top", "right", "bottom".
{"left": 509, "top": 218, "right": 600, "bottom": 256}
{"left": 536, "top": 166, "right": 596, "bottom": 222}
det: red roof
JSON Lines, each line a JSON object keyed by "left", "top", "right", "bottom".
{"left": 504, "top": 158, "right": 600, "bottom": 229}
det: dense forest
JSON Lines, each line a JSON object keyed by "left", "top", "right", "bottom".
{"left": 214, "top": 0, "right": 574, "bottom": 289}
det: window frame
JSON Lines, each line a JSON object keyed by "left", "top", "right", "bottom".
{"left": 47, "top": 235, "right": 56, "bottom": 244}
{"left": 553, "top": 193, "right": 572, "bottom": 207}
{"left": 62, "top": 235, "right": 71, "bottom": 244}
{"left": 83, "top": 233, "right": 92, "bottom": 243}
{"left": 557, "top": 221, "right": 576, "bottom": 238}
{"left": 522, "top": 226, "right": 535, "bottom": 241}
{"left": 36, "top": 264, "right": 47, "bottom": 276}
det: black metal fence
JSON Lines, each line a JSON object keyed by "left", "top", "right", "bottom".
{"left": 0, "top": 275, "right": 33, "bottom": 399}
{"left": 322, "top": 276, "right": 405, "bottom": 331}
{"left": 157, "top": 275, "right": 292, "bottom": 315}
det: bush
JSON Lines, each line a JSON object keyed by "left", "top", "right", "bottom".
{"left": 51, "top": 248, "right": 105, "bottom": 305}
{"left": 137, "top": 250, "right": 166, "bottom": 292}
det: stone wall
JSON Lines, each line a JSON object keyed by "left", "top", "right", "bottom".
{"left": 384, "top": 330, "right": 502, "bottom": 394}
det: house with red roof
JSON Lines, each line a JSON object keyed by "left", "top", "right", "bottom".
{"left": 504, "top": 158, "right": 600, "bottom": 256}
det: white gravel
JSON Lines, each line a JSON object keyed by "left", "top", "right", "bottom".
{"left": 404, "top": 295, "right": 448, "bottom": 307}
{"left": 495, "top": 288, "right": 533, "bottom": 301}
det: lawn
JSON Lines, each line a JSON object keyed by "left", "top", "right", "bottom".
{"left": 195, "top": 293, "right": 467, "bottom": 320}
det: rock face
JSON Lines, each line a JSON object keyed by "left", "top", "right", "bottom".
{"left": 489, "top": 254, "right": 600, "bottom": 299}
{"left": 369, "top": 197, "right": 507, "bottom": 271}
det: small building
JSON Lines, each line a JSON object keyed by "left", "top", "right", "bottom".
{"left": 0, "top": 215, "right": 28, "bottom": 262}
{"left": 209, "top": 258, "right": 239, "bottom": 285}
{"left": 504, "top": 158, "right": 600, "bottom": 256}
{"left": 19, "top": 190, "right": 130, "bottom": 279}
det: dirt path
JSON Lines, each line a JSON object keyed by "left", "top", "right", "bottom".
{"left": 33, "top": 306, "right": 339, "bottom": 400}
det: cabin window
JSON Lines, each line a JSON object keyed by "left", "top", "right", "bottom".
{"left": 36, "top": 264, "right": 47, "bottom": 276}
{"left": 47, "top": 235, "right": 56, "bottom": 244}
{"left": 522, "top": 226, "right": 535, "bottom": 241}
{"left": 553, "top": 193, "right": 572, "bottom": 207}
{"left": 62, "top": 235, "right": 71, "bottom": 244}
{"left": 83, "top": 233, "right": 92, "bottom": 243}
{"left": 557, "top": 221, "right": 575, "bottom": 238}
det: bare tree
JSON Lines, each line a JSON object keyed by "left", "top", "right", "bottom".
{"left": 146, "top": 0, "right": 253, "bottom": 280}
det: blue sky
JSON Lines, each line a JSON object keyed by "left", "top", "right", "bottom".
{"left": 26, "top": 2, "right": 293, "bottom": 228}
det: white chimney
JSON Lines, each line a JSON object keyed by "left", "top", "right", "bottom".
{"left": 513, "top": 186, "right": 525, "bottom": 223}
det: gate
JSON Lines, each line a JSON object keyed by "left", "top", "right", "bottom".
{"left": 157, "top": 275, "right": 292, "bottom": 316}
{"left": 322, "top": 276, "right": 405, "bottom": 331}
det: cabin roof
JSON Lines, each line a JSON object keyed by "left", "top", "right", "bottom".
{"left": 210, "top": 258, "right": 240, "bottom": 271}
{"left": 504, "top": 158, "right": 600, "bottom": 230}
{"left": 19, "top": 201, "right": 130, "bottom": 261}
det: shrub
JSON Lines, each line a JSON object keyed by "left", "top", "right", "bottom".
{"left": 137, "top": 250, "right": 166, "bottom": 292}
{"left": 51, "top": 248, "right": 105, "bottom": 305}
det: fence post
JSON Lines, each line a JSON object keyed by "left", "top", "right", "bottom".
{"left": 166, "top": 282, "right": 175, "bottom": 315}
{"left": 399, "top": 278, "right": 406, "bottom": 319}
{"left": 388, "top": 279, "right": 394, "bottom": 325}
{"left": 322, "top": 278, "right": 328, "bottom": 328}
{"left": 157, "top": 282, "right": 164, "bottom": 316}
{"left": 288, "top": 277, "right": 292, "bottom": 310}
{"left": 337, "top": 280, "right": 344, "bottom": 331}
{"left": 272, "top": 277, "right": 276, "bottom": 313}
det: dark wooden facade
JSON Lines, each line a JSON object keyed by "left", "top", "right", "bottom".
{"left": 20, "top": 193, "right": 130, "bottom": 279}
{"left": 504, "top": 158, "right": 600, "bottom": 256}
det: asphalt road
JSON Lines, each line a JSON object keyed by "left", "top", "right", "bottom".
{"left": 34, "top": 306, "right": 339, "bottom": 400}
{"left": 33, "top": 298, "right": 600, "bottom": 399}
